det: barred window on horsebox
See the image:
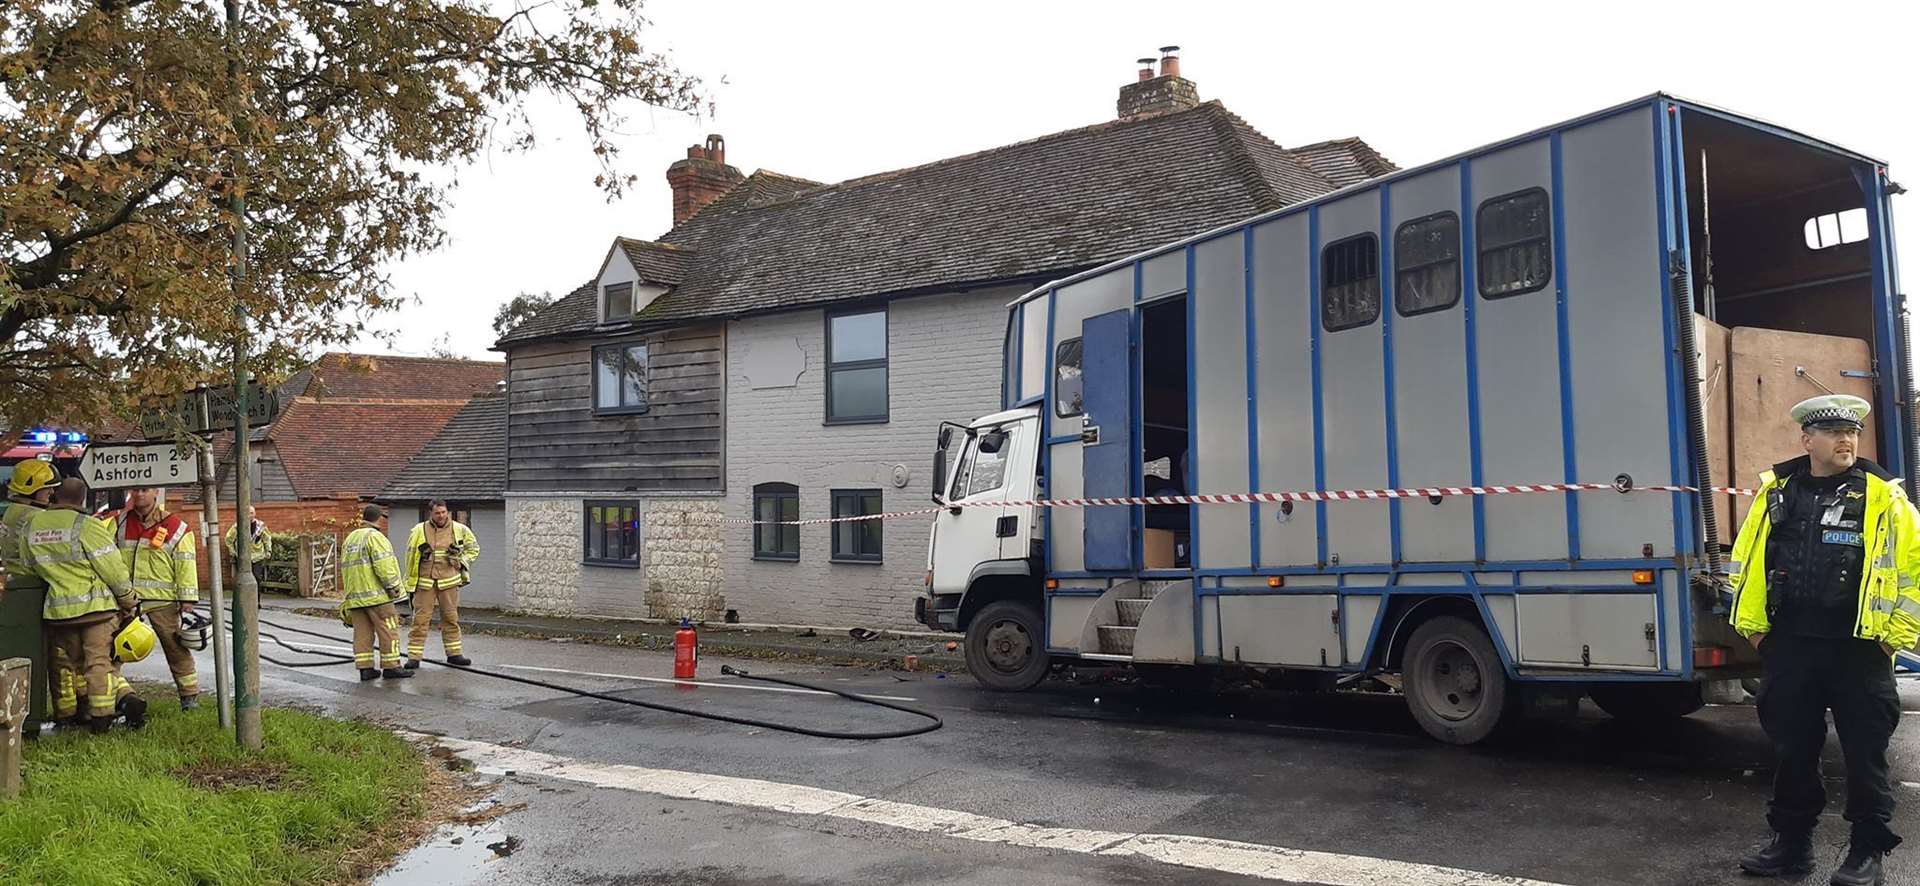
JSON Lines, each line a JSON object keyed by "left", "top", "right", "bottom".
{"left": 1394, "top": 212, "right": 1461, "bottom": 316}
{"left": 1321, "top": 234, "right": 1381, "bottom": 332}
{"left": 1477, "top": 188, "right": 1552, "bottom": 298}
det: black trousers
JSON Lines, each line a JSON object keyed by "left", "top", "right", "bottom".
{"left": 1757, "top": 633, "right": 1903, "bottom": 852}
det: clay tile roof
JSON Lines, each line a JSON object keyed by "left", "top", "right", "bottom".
{"left": 1284, "top": 137, "right": 1399, "bottom": 188}
{"left": 379, "top": 394, "right": 506, "bottom": 501}
{"left": 618, "top": 239, "right": 694, "bottom": 285}
{"left": 299, "top": 352, "right": 504, "bottom": 402}
{"left": 501, "top": 101, "right": 1392, "bottom": 343}
{"left": 268, "top": 399, "right": 470, "bottom": 499}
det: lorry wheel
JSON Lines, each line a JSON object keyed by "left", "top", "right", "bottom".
{"left": 965, "top": 601, "right": 1049, "bottom": 691}
{"left": 1402, "top": 615, "right": 1511, "bottom": 745}
{"left": 1588, "top": 682, "right": 1706, "bottom": 722}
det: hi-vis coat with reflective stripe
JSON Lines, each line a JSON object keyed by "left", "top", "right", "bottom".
{"left": 339, "top": 524, "right": 401, "bottom": 610}
{"left": 21, "top": 508, "right": 133, "bottom": 621}
{"left": 1730, "top": 457, "right": 1920, "bottom": 651}
{"left": 403, "top": 520, "right": 478, "bottom": 592}
{"left": 116, "top": 509, "right": 199, "bottom": 603}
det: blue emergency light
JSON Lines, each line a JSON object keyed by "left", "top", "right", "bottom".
{"left": 25, "top": 428, "right": 87, "bottom": 445}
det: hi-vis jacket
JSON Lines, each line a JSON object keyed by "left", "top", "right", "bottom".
{"left": 403, "top": 520, "right": 478, "bottom": 592}
{"left": 340, "top": 523, "right": 402, "bottom": 610}
{"left": 115, "top": 508, "right": 199, "bottom": 604}
{"left": 0, "top": 500, "right": 47, "bottom": 590}
{"left": 21, "top": 508, "right": 134, "bottom": 621}
{"left": 1730, "top": 456, "right": 1920, "bottom": 651}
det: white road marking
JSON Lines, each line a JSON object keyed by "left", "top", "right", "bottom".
{"left": 421, "top": 734, "right": 1571, "bottom": 886}
{"left": 264, "top": 643, "right": 917, "bottom": 702}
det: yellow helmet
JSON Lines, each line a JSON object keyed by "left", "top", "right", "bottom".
{"left": 114, "top": 618, "right": 157, "bottom": 663}
{"left": 7, "top": 459, "right": 59, "bottom": 497}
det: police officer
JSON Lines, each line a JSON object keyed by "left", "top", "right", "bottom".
{"left": 1732, "top": 394, "right": 1920, "bottom": 886}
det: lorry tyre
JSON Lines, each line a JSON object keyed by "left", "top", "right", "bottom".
{"left": 965, "top": 600, "right": 1048, "bottom": 691}
{"left": 1402, "top": 615, "right": 1510, "bottom": 745}
{"left": 1588, "top": 682, "right": 1706, "bottom": 722}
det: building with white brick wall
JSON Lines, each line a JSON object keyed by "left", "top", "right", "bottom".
{"left": 493, "top": 53, "right": 1393, "bottom": 625}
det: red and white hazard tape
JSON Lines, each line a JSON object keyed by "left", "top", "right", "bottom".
{"left": 719, "top": 481, "right": 1758, "bottom": 526}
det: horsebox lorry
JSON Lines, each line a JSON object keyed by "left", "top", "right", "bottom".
{"left": 915, "top": 94, "right": 1911, "bottom": 744}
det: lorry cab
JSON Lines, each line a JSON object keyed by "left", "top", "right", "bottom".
{"left": 919, "top": 94, "right": 1908, "bottom": 744}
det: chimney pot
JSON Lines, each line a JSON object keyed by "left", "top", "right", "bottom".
{"left": 706, "top": 134, "right": 726, "bottom": 166}
{"left": 1116, "top": 46, "right": 1198, "bottom": 120}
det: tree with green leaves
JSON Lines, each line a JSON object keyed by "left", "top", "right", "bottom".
{"left": 0, "top": 0, "right": 701, "bottom": 429}
{"left": 492, "top": 289, "right": 554, "bottom": 339}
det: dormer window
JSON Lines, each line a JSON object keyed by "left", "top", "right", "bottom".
{"left": 603, "top": 282, "right": 633, "bottom": 322}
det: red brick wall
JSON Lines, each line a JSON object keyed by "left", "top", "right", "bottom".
{"left": 187, "top": 496, "right": 364, "bottom": 591}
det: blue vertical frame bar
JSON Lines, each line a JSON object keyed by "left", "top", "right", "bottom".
{"left": 1459, "top": 160, "right": 1488, "bottom": 562}
{"left": 1131, "top": 264, "right": 1147, "bottom": 570}
{"left": 1041, "top": 288, "right": 1057, "bottom": 580}
{"left": 1244, "top": 227, "right": 1261, "bottom": 567}
{"left": 1307, "top": 207, "right": 1330, "bottom": 566}
{"left": 1379, "top": 184, "right": 1403, "bottom": 564}
{"left": 1664, "top": 104, "right": 1699, "bottom": 566}
{"left": 1857, "top": 164, "right": 1908, "bottom": 479}
{"left": 1548, "top": 132, "right": 1580, "bottom": 561}
{"left": 1185, "top": 245, "right": 1200, "bottom": 569}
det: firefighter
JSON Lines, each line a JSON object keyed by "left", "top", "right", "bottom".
{"left": 116, "top": 487, "right": 201, "bottom": 709}
{"left": 339, "top": 504, "right": 411, "bottom": 681}
{"left": 225, "top": 505, "right": 269, "bottom": 589}
{"left": 402, "top": 500, "right": 477, "bottom": 668}
{"left": 21, "top": 479, "right": 140, "bottom": 734}
{"left": 0, "top": 460, "right": 60, "bottom": 732}
{"left": 1732, "top": 394, "right": 1920, "bottom": 886}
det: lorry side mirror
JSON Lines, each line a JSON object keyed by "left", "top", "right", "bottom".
{"left": 932, "top": 448, "right": 948, "bottom": 505}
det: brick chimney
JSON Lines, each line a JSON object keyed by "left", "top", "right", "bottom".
{"left": 666, "top": 134, "right": 745, "bottom": 226}
{"left": 1117, "top": 46, "right": 1199, "bottom": 120}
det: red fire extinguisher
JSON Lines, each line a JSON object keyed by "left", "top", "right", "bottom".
{"left": 673, "top": 617, "right": 698, "bottom": 679}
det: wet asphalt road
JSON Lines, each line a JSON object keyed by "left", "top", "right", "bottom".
{"left": 126, "top": 612, "right": 1920, "bottom": 885}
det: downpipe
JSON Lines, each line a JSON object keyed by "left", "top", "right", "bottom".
{"left": 1671, "top": 251, "right": 1724, "bottom": 578}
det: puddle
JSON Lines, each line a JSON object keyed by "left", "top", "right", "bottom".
{"left": 374, "top": 799, "right": 518, "bottom": 885}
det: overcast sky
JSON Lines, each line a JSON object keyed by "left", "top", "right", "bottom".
{"left": 356, "top": 0, "right": 1919, "bottom": 360}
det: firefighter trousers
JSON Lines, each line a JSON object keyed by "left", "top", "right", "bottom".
{"left": 407, "top": 586, "right": 462, "bottom": 659}
{"left": 1758, "top": 633, "right": 1903, "bottom": 852}
{"left": 348, "top": 602, "right": 402, "bottom": 670}
{"left": 48, "top": 613, "right": 118, "bottom": 719}
{"left": 143, "top": 602, "right": 200, "bottom": 699}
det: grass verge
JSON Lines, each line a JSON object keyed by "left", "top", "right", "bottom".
{"left": 0, "top": 688, "right": 447, "bottom": 886}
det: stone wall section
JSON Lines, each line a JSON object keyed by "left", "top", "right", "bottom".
{"left": 643, "top": 500, "right": 725, "bottom": 620}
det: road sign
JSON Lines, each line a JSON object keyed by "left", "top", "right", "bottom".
{"left": 140, "top": 383, "right": 280, "bottom": 436}
{"left": 76, "top": 441, "right": 201, "bottom": 489}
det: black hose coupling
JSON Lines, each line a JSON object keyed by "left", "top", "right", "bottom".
{"left": 720, "top": 665, "right": 748, "bottom": 677}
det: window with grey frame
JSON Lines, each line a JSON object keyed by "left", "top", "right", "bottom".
{"left": 1477, "top": 188, "right": 1552, "bottom": 298}
{"left": 582, "top": 500, "right": 639, "bottom": 566}
{"left": 1394, "top": 212, "right": 1462, "bottom": 316}
{"left": 602, "top": 281, "right": 633, "bottom": 322}
{"left": 825, "top": 309, "right": 887, "bottom": 423}
{"left": 830, "top": 489, "right": 883, "bottom": 562}
{"left": 752, "top": 483, "right": 799, "bottom": 561}
{"left": 1321, "top": 234, "right": 1381, "bottom": 331}
{"left": 1053, "top": 337, "right": 1083, "bottom": 418}
{"left": 593, "top": 342, "right": 649, "bottom": 414}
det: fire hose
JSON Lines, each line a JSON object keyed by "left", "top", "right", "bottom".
{"left": 248, "top": 615, "right": 942, "bottom": 740}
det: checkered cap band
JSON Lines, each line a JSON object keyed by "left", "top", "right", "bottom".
{"left": 1802, "top": 407, "right": 1863, "bottom": 427}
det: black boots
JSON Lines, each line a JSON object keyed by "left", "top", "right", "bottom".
{"left": 446, "top": 655, "right": 472, "bottom": 667}
{"left": 359, "top": 668, "right": 379, "bottom": 682}
{"left": 382, "top": 667, "right": 413, "bottom": 679}
{"left": 1831, "top": 844, "right": 1886, "bottom": 886}
{"left": 179, "top": 695, "right": 199, "bottom": 712}
{"left": 88, "top": 716, "right": 113, "bottom": 735}
{"left": 403, "top": 659, "right": 420, "bottom": 670}
{"left": 117, "top": 695, "right": 147, "bottom": 730}
{"left": 1740, "top": 831, "right": 1815, "bottom": 877}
